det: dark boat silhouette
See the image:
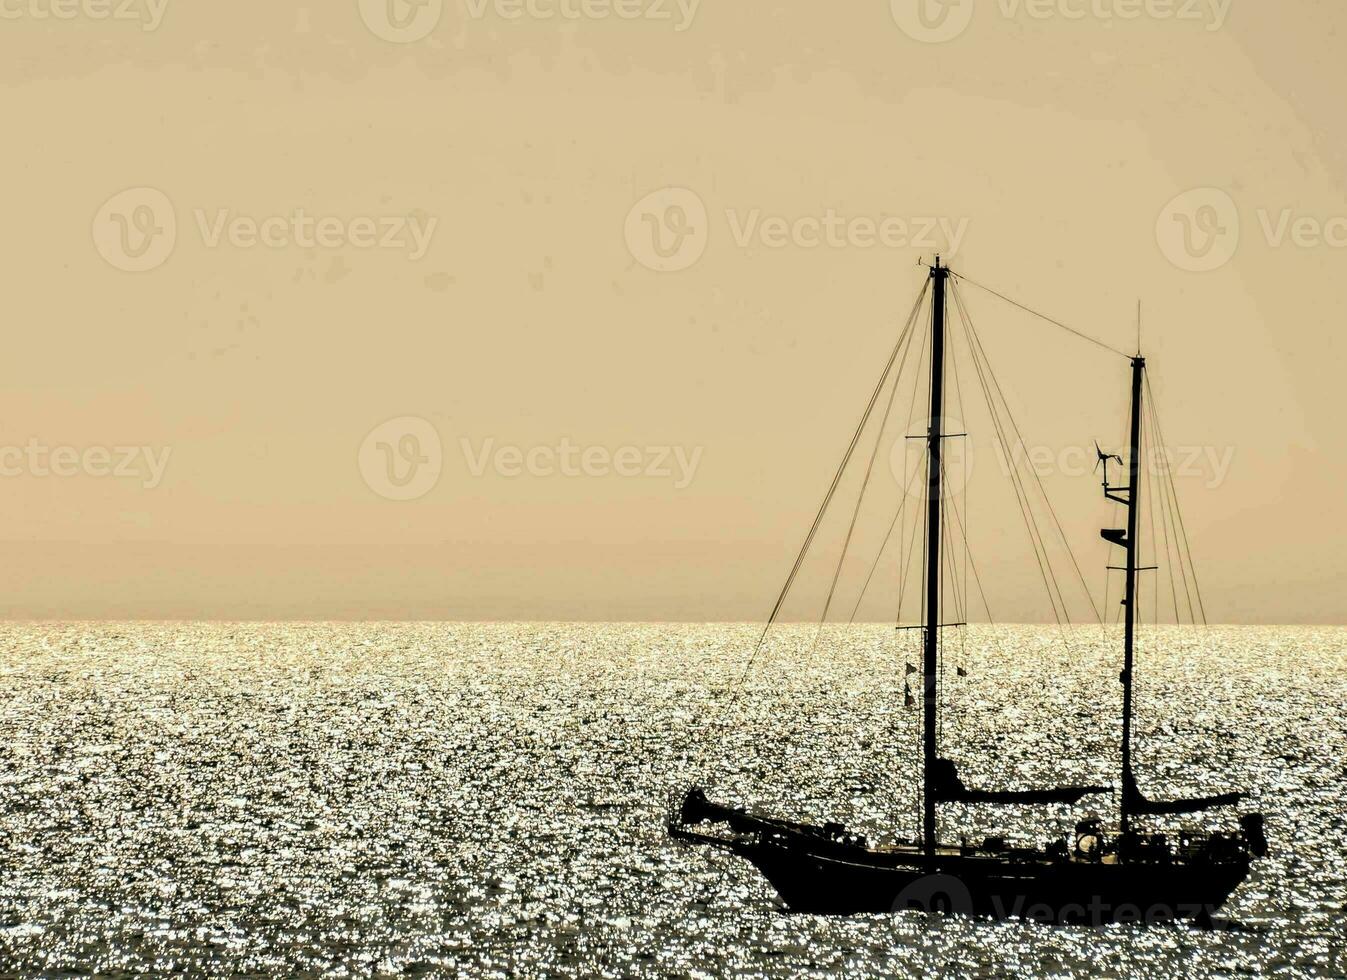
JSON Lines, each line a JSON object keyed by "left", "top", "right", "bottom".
{"left": 670, "top": 258, "right": 1266, "bottom": 924}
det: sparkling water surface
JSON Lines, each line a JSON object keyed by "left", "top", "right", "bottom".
{"left": 1, "top": 623, "right": 1343, "bottom": 977}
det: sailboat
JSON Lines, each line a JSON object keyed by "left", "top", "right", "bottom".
{"left": 668, "top": 258, "right": 1266, "bottom": 924}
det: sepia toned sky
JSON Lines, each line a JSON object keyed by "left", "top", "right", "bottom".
{"left": 1, "top": 0, "right": 1343, "bottom": 622}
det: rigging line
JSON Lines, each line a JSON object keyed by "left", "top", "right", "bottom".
{"left": 1149, "top": 455, "right": 1161, "bottom": 670}
{"left": 958, "top": 318, "right": 1064, "bottom": 627}
{"left": 813, "top": 294, "right": 925, "bottom": 649}
{"left": 1166, "top": 434, "right": 1199, "bottom": 623}
{"left": 940, "top": 457, "right": 974, "bottom": 675}
{"left": 1143, "top": 407, "right": 1180, "bottom": 625}
{"left": 895, "top": 470, "right": 928, "bottom": 625}
{"left": 940, "top": 473, "right": 966, "bottom": 628}
{"left": 939, "top": 455, "right": 968, "bottom": 624}
{"left": 948, "top": 269, "right": 1132, "bottom": 361}
{"left": 953, "top": 281, "right": 1104, "bottom": 626}
{"left": 1152, "top": 461, "right": 1161, "bottom": 637}
{"left": 1160, "top": 437, "right": 1198, "bottom": 624}
{"left": 1156, "top": 439, "right": 1196, "bottom": 624}
{"left": 730, "top": 279, "right": 930, "bottom": 690}
{"left": 952, "top": 280, "right": 1070, "bottom": 624}
{"left": 942, "top": 445, "right": 1008, "bottom": 669}
{"left": 847, "top": 461, "right": 924, "bottom": 623}
{"left": 938, "top": 463, "right": 970, "bottom": 683}
{"left": 1145, "top": 379, "right": 1200, "bottom": 624}
{"left": 1145, "top": 374, "right": 1208, "bottom": 624}
{"left": 943, "top": 453, "right": 996, "bottom": 624}
{"left": 951, "top": 283, "right": 1068, "bottom": 625}
{"left": 896, "top": 305, "right": 932, "bottom": 624}
{"left": 946, "top": 302, "right": 972, "bottom": 651}
{"left": 955, "top": 279, "right": 1099, "bottom": 625}
{"left": 1149, "top": 398, "right": 1184, "bottom": 624}
{"left": 918, "top": 433, "right": 929, "bottom": 635}
{"left": 1153, "top": 393, "right": 1206, "bottom": 624}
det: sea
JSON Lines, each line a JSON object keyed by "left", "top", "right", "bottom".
{"left": 0, "top": 623, "right": 1343, "bottom": 978}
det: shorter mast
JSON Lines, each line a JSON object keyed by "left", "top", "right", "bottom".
{"left": 1103, "top": 357, "right": 1246, "bottom": 822}
{"left": 1118, "top": 356, "right": 1145, "bottom": 838}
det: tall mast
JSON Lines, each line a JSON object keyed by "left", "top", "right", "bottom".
{"left": 923, "top": 257, "right": 950, "bottom": 854}
{"left": 1119, "top": 355, "right": 1145, "bottom": 837}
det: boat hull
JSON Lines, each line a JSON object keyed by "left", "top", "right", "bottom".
{"left": 736, "top": 836, "right": 1249, "bottom": 922}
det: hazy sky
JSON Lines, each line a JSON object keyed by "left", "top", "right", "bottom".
{"left": 1, "top": 0, "right": 1343, "bottom": 622}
